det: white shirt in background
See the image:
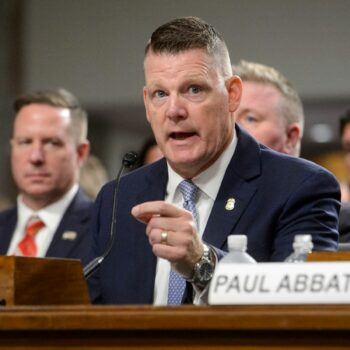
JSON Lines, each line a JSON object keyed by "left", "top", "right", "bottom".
{"left": 7, "top": 184, "right": 79, "bottom": 257}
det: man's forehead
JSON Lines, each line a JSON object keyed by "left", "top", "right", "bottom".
{"left": 144, "top": 48, "right": 214, "bottom": 67}
{"left": 144, "top": 50, "right": 219, "bottom": 81}
{"left": 14, "top": 105, "right": 73, "bottom": 134}
{"left": 16, "top": 103, "right": 71, "bottom": 121}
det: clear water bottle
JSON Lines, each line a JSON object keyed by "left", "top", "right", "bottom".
{"left": 285, "top": 234, "right": 313, "bottom": 263}
{"left": 220, "top": 235, "right": 257, "bottom": 264}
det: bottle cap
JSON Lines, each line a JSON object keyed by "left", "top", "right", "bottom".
{"left": 228, "top": 234, "right": 247, "bottom": 251}
{"left": 293, "top": 234, "right": 314, "bottom": 250}
{"left": 294, "top": 234, "right": 312, "bottom": 243}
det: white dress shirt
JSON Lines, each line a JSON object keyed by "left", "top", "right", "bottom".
{"left": 7, "top": 184, "right": 79, "bottom": 257}
{"left": 153, "top": 134, "right": 238, "bottom": 305}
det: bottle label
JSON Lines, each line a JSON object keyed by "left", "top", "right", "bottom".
{"left": 209, "top": 262, "right": 350, "bottom": 305}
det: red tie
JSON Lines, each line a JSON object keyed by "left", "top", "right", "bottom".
{"left": 17, "top": 216, "right": 45, "bottom": 257}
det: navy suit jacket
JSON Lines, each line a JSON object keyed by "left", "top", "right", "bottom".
{"left": 0, "top": 189, "right": 93, "bottom": 265}
{"left": 87, "top": 126, "right": 340, "bottom": 304}
{"left": 338, "top": 202, "right": 350, "bottom": 243}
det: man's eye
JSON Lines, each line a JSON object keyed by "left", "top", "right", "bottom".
{"left": 18, "top": 139, "right": 31, "bottom": 145}
{"left": 189, "top": 85, "right": 201, "bottom": 94}
{"left": 154, "top": 90, "right": 167, "bottom": 98}
{"left": 244, "top": 115, "right": 258, "bottom": 123}
{"left": 46, "top": 139, "right": 62, "bottom": 147}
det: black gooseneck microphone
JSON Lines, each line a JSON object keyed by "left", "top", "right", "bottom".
{"left": 83, "top": 151, "right": 138, "bottom": 279}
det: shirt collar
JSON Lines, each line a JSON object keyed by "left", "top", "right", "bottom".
{"left": 17, "top": 184, "right": 79, "bottom": 227}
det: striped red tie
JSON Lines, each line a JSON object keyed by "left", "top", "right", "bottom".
{"left": 17, "top": 216, "right": 45, "bottom": 257}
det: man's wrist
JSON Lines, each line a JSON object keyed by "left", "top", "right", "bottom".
{"left": 186, "top": 243, "right": 216, "bottom": 291}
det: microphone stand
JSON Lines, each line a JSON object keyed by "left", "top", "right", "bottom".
{"left": 83, "top": 152, "right": 138, "bottom": 279}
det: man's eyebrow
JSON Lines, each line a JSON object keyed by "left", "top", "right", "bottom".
{"left": 237, "top": 107, "right": 254, "bottom": 114}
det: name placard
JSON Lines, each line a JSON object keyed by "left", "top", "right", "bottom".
{"left": 208, "top": 262, "right": 350, "bottom": 305}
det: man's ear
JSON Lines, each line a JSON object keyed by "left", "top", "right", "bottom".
{"left": 143, "top": 86, "right": 151, "bottom": 123}
{"left": 227, "top": 75, "right": 243, "bottom": 113}
{"left": 77, "top": 141, "right": 90, "bottom": 166}
{"left": 285, "top": 123, "right": 301, "bottom": 155}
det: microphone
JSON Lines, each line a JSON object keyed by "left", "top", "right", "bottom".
{"left": 83, "top": 151, "right": 138, "bottom": 279}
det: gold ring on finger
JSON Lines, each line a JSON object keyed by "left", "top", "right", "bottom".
{"left": 160, "top": 231, "right": 168, "bottom": 245}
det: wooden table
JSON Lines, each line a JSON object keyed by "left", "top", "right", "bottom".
{"left": 1, "top": 304, "right": 350, "bottom": 349}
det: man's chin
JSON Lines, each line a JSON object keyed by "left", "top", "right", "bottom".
{"left": 168, "top": 157, "right": 204, "bottom": 178}
{"left": 22, "top": 186, "right": 53, "bottom": 199}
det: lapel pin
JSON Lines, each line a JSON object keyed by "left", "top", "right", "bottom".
{"left": 62, "top": 231, "right": 77, "bottom": 241}
{"left": 225, "top": 198, "right": 235, "bottom": 211}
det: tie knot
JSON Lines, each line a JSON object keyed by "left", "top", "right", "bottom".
{"left": 25, "top": 216, "right": 45, "bottom": 237}
{"left": 178, "top": 180, "right": 198, "bottom": 203}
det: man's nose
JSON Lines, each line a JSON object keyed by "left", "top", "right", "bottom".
{"left": 165, "top": 94, "right": 187, "bottom": 121}
{"left": 29, "top": 144, "right": 45, "bottom": 163}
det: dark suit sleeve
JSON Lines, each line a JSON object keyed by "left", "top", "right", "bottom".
{"left": 271, "top": 168, "right": 340, "bottom": 261}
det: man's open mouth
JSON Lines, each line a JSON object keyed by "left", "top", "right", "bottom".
{"left": 170, "top": 132, "right": 196, "bottom": 140}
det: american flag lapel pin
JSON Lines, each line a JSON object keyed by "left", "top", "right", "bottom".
{"left": 62, "top": 231, "right": 77, "bottom": 241}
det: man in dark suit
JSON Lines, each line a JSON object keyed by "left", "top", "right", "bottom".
{"left": 0, "top": 88, "right": 93, "bottom": 265}
{"left": 338, "top": 109, "right": 350, "bottom": 243}
{"left": 339, "top": 202, "right": 350, "bottom": 243}
{"left": 87, "top": 17, "right": 340, "bottom": 305}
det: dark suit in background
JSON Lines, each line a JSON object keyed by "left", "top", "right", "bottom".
{"left": 339, "top": 202, "right": 350, "bottom": 243}
{"left": 0, "top": 189, "right": 93, "bottom": 265}
{"left": 87, "top": 126, "right": 340, "bottom": 304}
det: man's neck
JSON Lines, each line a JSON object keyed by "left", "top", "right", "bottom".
{"left": 20, "top": 185, "right": 77, "bottom": 211}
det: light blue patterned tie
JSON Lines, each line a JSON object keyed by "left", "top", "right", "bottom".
{"left": 179, "top": 180, "right": 199, "bottom": 228}
{"left": 167, "top": 180, "right": 199, "bottom": 305}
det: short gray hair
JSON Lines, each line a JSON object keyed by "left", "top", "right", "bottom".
{"left": 145, "top": 16, "right": 232, "bottom": 78}
{"left": 232, "top": 60, "right": 304, "bottom": 133}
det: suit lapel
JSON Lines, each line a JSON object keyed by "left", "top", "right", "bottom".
{"left": 0, "top": 208, "right": 17, "bottom": 255}
{"left": 46, "top": 190, "right": 91, "bottom": 257}
{"left": 136, "top": 159, "right": 168, "bottom": 202}
{"left": 203, "top": 126, "right": 262, "bottom": 249}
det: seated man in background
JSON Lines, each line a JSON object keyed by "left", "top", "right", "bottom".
{"left": 88, "top": 16, "right": 340, "bottom": 306}
{"left": 339, "top": 110, "right": 350, "bottom": 202}
{"left": 232, "top": 60, "right": 304, "bottom": 156}
{"left": 0, "top": 88, "right": 93, "bottom": 264}
{"left": 338, "top": 109, "right": 350, "bottom": 242}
